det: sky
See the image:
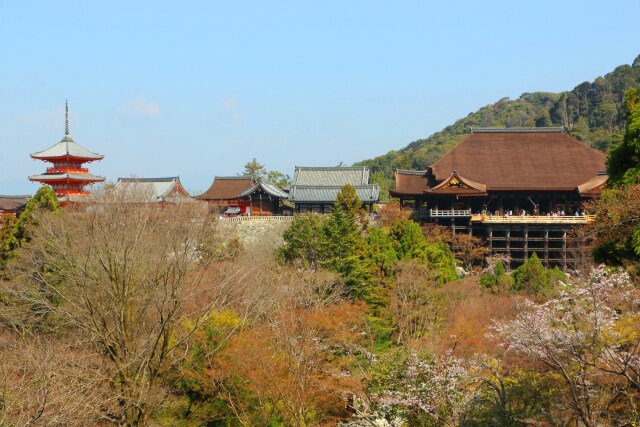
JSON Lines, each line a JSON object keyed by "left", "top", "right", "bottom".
{"left": 1, "top": 1, "right": 639, "bottom": 195}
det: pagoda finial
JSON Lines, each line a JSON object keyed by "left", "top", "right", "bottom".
{"left": 65, "top": 100, "right": 69, "bottom": 136}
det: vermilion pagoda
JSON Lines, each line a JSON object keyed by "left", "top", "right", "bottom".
{"left": 29, "top": 102, "right": 105, "bottom": 204}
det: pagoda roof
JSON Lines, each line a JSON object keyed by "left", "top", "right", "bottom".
{"left": 31, "top": 102, "right": 103, "bottom": 161}
{"left": 29, "top": 172, "right": 105, "bottom": 182}
{"left": 31, "top": 135, "right": 104, "bottom": 161}
{"left": 114, "top": 177, "right": 193, "bottom": 202}
{"left": 198, "top": 177, "right": 254, "bottom": 200}
{"left": 429, "top": 128, "right": 607, "bottom": 191}
{"left": 238, "top": 180, "right": 289, "bottom": 199}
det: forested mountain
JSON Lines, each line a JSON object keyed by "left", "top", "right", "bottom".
{"left": 357, "top": 55, "right": 640, "bottom": 182}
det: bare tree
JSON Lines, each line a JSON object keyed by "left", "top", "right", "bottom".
{"left": 1, "top": 188, "right": 241, "bottom": 426}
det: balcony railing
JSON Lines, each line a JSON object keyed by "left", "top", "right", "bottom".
{"left": 471, "top": 214, "right": 595, "bottom": 224}
{"left": 47, "top": 167, "right": 89, "bottom": 174}
{"left": 429, "top": 209, "right": 472, "bottom": 217}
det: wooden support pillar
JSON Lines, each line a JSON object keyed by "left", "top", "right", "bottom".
{"left": 506, "top": 227, "right": 511, "bottom": 271}
{"left": 524, "top": 224, "right": 528, "bottom": 261}
{"left": 562, "top": 229, "right": 567, "bottom": 271}
{"left": 451, "top": 218, "right": 455, "bottom": 237}
{"left": 544, "top": 226, "right": 549, "bottom": 269}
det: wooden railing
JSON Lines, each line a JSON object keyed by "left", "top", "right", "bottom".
{"left": 220, "top": 215, "right": 295, "bottom": 223}
{"left": 429, "top": 209, "right": 472, "bottom": 217}
{"left": 470, "top": 214, "right": 596, "bottom": 224}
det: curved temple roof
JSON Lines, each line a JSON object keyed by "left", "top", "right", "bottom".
{"left": 31, "top": 135, "right": 104, "bottom": 161}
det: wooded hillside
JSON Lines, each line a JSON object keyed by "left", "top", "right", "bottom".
{"left": 357, "top": 55, "right": 640, "bottom": 182}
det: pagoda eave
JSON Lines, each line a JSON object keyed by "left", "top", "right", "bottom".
{"left": 31, "top": 154, "right": 103, "bottom": 163}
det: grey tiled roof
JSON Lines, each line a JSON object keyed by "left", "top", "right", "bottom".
{"left": 238, "top": 180, "right": 288, "bottom": 199}
{"left": 31, "top": 136, "right": 103, "bottom": 160}
{"left": 289, "top": 185, "right": 379, "bottom": 203}
{"left": 289, "top": 166, "right": 379, "bottom": 203}
{"left": 114, "top": 177, "right": 193, "bottom": 202}
{"left": 292, "top": 166, "right": 370, "bottom": 186}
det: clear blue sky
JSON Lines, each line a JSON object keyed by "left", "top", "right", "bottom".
{"left": 1, "top": 1, "right": 639, "bottom": 195}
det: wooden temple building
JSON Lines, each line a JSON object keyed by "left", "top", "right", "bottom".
{"left": 198, "top": 177, "right": 289, "bottom": 216}
{"left": 29, "top": 102, "right": 104, "bottom": 204}
{"left": 113, "top": 177, "right": 193, "bottom": 204}
{"left": 390, "top": 127, "right": 607, "bottom": 270}
{"left": 0, "top": 195, "right": 30, "bottom": 216}
{"left": 289, "top": 166, "right": 380, "bottom": 214}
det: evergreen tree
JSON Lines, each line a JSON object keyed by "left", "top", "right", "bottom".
{"left": 278, "top": 213, "right": 326, "bottom": 269}
{"left": 608, "top": 87, "right": 640, "bottom": 186}
{"left": 241, "top": 158, "right": 267, "bottom": 182}
{"left": 1, "top": 185, "right": 60, "bottom": 268}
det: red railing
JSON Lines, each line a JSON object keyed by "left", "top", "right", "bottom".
{"left": 47, "top": 166, "right": 89, "bottom": 174}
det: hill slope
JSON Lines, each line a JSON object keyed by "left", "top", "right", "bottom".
{"left": 357, "top": 55, "right": 640, "bottom": 188}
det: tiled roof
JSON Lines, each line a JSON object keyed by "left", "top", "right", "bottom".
{"left": 292, "top": 166, "right": 370, "bottom": 186}
{"left": 238, "top": 180, "right": 288, "bottom": 199}
{"left": 198, "top": 177, "right": 254, "bottom": 200}
{"left": 31, "top": 135, "right": 103, "bottom": 161}
{"left": 289, "top": 166, "right": 379, "bottom": 203}
{"left": 114, "top": 177, "right": 192, "bottom": 202}
{"left": 0, "top": 195, "right": 30, "bottom": 212}
{"left": 29, "top": 172, "right": 105, "bottom": 182}
{"left": 289, "top": 185, "right": 379, "bottom": 203}
{"left": 429, "top": 129, "right": 607, "bottom": 191}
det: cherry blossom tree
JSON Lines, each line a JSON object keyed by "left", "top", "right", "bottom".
{"left": 493, "top": 266, "right": 640, "bottom": 426}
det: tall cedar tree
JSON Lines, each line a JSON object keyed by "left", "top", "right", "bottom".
{"left": 323, "top": 185, "right": 372, "bottom": 300}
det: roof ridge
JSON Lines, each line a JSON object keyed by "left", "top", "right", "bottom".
{"left": 470, "top": 127, "right": 564, "bottom": 133}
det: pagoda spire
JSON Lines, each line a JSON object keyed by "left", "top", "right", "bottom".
{"left": 65, "top": 100, "right": 69, "bottom": 136}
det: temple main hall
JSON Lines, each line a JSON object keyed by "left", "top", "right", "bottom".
{"left": 390, "top": 127, "right": 607, "bottom": 270}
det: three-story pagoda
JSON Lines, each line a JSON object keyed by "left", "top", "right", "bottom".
{"left": 29, "top": 102, "right": 105, "bottom": 204}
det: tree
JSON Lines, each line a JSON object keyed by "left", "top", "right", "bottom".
{"left": 494, "top": 266, "right": 640, "bottom": 426}
{"left": 1, "top": 189, "right": 236, "bottom": 426}
{"left": 366, "top": 349, "right": 477, "bottom": 426}
{"left": 267, "top": 169, "right": 291, "bottom": 189}
{"left": 480, "top": 259, "right": 512, "bottom": 292}
{"left": 241, "top": 158, "right": 267, "bottom": 182}
{"left": 608, "top": 87, "right": 640, "bottom": 186}
{"left": 510, "top": 253, "right": 565, "bottom": 297}
{"left": 1, "top": 185, "right": 59, "bottom": 268}
{"left": 390, "top": 261, "right": 446, "bottom": 344}
{"left": 278, "top": 213, "right": 326, "bottom": 269}
{"left": 587, "top": 184, "right": 640, "bottom": 271}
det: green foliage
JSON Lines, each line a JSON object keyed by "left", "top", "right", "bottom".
{"left": 480, "top": 260, "right": 512, "bottom": 292}
{"left": 607, "top": 87, "right": 640, "bottom": 186}
{"left": 357, "top": 59, "right": 640, "bottom": 179}
{"left": 241, "top": 157, "right": 267, "bottom": 182}
{"left": 366, "top": 227, "right": 397, "bottom": 279}
{"left": 511, "top": 253, "right": 566, "bottom": 297}
{"left": 1, "top": 185, "right": 60, "bottom": 267}
{"left": 266, "top": 170, "right": 291, "bottom": 189}
{"left": 388, "top": 219, "right": 457, "bottom": 283}
{"left": 277, "top": 213, "right": 325, "bottom": 269}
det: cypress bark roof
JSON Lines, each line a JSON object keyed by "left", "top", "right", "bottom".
{"left": 198, "top": 177, "right": 254, "bottom": 200}
{"left": 430, "top": 128, "right": 606, "bottom": 190}
{"left": 0, "top": 195, "right": 30, "bottom": 212}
